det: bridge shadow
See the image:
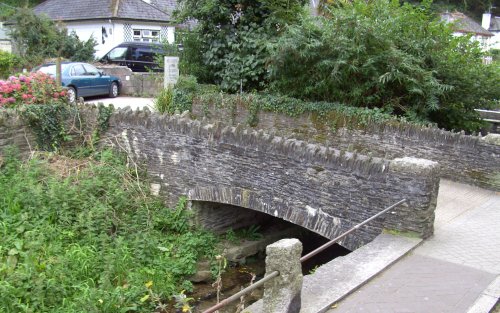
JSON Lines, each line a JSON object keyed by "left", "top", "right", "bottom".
{"left": 190, "top": 200, "right": 351, "bottom": 274}
{"left": 187, "top": 186, "right": 376, "bottom": 251}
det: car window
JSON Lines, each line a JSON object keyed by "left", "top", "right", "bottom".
{"left": 82, "top": 64, "right": 99, "bottom": 76}
{"left": 107, "top": 47, "right": 128, "bottom": 60}
{"left": 71, "top": 65, "right": 86, "bottom": 76}
{"left": 37, "top": 64, "right": 69, "bottom": 75}
{"left": 130, "top": 47, "right": 154, "bottom": 62}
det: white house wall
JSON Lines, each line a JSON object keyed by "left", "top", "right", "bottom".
{"left": 64, "top": 20, "right": 175, "bottom": 59}
{"left": 490, "top": 32, "right": 500, "bottom": 50}
{"left": 451, "top": 31, "right": 491, "bottom": 51}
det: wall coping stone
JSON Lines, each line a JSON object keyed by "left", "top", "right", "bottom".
{"left": 390, "top": 157, "right": 440, "bottom": 175}
{"left": 483, "top": 134, "right": 500, "bottom": 146}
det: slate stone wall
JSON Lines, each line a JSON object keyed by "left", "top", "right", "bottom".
{"left": 0, "top": 108, "right": 440, "bottom": 251}
{"left": 0, "top": 110, "right": 35, "bottom": 158}
{"left": 191, "top": 103, "right": 500, "bottom": 190}
{"left": 102, "top": 109, "right": 440, "bottom": 251}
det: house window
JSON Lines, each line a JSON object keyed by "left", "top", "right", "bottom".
{"left": 132, "top": 29, "right": 160, "bottom": 42}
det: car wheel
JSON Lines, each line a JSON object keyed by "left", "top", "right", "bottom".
{"left": 67, "top": 87, "right": 77, "bottom": 104}
{"left": 109, "top": 82, "right": 119, "bottom": 98}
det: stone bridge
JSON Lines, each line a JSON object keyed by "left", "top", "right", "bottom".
{"left": 103, "top": 109, "right": 440, "bottom": 251}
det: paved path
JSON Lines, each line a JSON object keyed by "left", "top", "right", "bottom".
{"left": 84, "top": 96, "right": 154, "bottom": 111}
{"left": 329, "top": 180, "right": 500, "bottom": 313}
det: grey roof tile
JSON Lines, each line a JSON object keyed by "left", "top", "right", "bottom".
{"left": 441, "top": 12, "right": 494, "bottom": 37}
{"left": 34, "top": 0, "right": 173, "bottom": 22}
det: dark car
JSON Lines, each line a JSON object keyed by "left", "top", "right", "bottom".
{"left": 36, "top": 62, "right": 121, "bottom": 103}
{"left": 99, "top": 42, "right": 165, "bottom": 72}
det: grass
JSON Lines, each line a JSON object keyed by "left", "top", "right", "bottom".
{"left": 0, "top": 149, "right": 217, "bottom": 312}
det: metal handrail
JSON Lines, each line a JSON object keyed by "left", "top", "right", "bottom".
{"left": 201, "top": 198, "right": 407, "bottom": 313}
{"left": 202, "top": 270, "right": 279, "bottom": 313}
{"left": 300, "top": 198, "right": 406, "bottom": 262}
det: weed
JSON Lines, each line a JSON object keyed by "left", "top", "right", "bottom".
{"left": 225, "top": 228, "right": 239, "bottom": 243}
{"left": 0, "top": 150, "right": 218, "bottom": 312}
{"left": 224, "top": 225, "right": 264, "bottom": 243}
{"left": 154, "top": 87, "right": 174, "bottom": 114}
{"left": 237, "top": 225, "right": 264, "bottom": 241}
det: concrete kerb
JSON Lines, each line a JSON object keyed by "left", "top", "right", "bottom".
{"left": 466, "top": 275, "right": 500, "bottom": 313}
{"left": 244, "top": 233, "right": 422, "bottom": 313}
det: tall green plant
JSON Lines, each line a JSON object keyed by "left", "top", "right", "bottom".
{"left": 0, "top": 50, "right": 19, "bottom": 79}
{"left": 175, "top": 0, "right": 307, "bottom": 92}
{"left": 267, "top": 0, "right": 500, "bottom": 131}
{"left": 8, "top": 8, "right": 96, "bottom": 68}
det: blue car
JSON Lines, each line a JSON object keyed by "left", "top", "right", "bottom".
{"left": 36, "top": 62, "right": 121, "bottom": 103}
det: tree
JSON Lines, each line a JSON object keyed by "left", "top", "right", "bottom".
{"left": 267, "top": 0, "right": 500, "bottom": 131}
{"left": 175, "top": 0, "right": 307, "bottom": 92}
{"left": 8, "top": 8, "right": 96, "bottom": 67}
{"left": 0, "top": 0, "right": 46, "bottom": 20}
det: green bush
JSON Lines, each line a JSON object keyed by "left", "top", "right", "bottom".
{"left": 267, "top": 0, "right": 500, "bottom": 132}
{"left": 175, "top": 0, "right": 307, "bottom": 92}
{"left": 8, "top": 8, "right": 96, "bottom": 69}
{"left": 154, "top": 87, "right": 174, "bottom": 114}
{"left": 0, "top": 50, "right": 19, "bottom": 79}
{"left": 0, "top": 150, "right": 217, "bottom": 312}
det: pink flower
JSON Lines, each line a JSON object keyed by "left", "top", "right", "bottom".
{"left": 22, "top": 94, "right": 29, "bottom": 100}
{"left": 7, "top": 97, "right": 15, "bottom": 103}
{"left": 53, "top": 93, "right": 59, "bottom": 99}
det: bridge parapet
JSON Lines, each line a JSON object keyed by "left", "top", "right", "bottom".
{"left": 104, "top": 109, "right": 440, "bottom": 250}
{"left": 191, "top": 101, "right": 500, "bottom": 190}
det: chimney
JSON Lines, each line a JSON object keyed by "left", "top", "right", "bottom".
{"left": 482, "top": 12, "right": 492, "bottom": 30}
{"left": 310, "top": 0, "right": 318, "bottom": 16}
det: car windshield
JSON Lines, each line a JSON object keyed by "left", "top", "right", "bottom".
{"left": 108, "top": 47, "right": 128, "bottom": 60}
{"left": 37, "top": 64, "right": 70, "bottom": 76}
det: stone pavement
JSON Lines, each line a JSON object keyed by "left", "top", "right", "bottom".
{"left": 328, "top": 180, "right": 500, "bottom": 313}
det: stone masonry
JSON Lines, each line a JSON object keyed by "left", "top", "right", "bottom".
{"left": 101, "top": 108, "right": 439, "bottom": 250}
{"left": 191, "top": 102, "right": 500, "bottom": 191}
{"left": 0, "top": 107, "right": 440, "bottom": 251}
{"left": 263, "top": 239, "right": 303, "bottom": 313}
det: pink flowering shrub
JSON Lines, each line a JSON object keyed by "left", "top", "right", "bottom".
{"left": 0, "top": 72, "right": 68, "bottom": 108}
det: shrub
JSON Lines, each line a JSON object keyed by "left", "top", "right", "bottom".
{"left": 9, "top": 8, "right": 96, "bottom": 69}
{"left": 175, "top": 0, "right": 307, "bottom": 92}
{"left": 0, "top": 51, "right": 19, "bottom": 79}
{"left": 267, "top": 0, "right": 500, "bottom": 132}
{"left": 0, "top": 72, "right": 68, "bottom": 108}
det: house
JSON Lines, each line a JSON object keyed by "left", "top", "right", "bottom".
{"left": 440, "top": 12, "right": 494, "bottom": 51}
{"left": 482, "top": 12, "right": 500, "bottom": 50}
{"left": 0, "top": 22, "right": 12, "bottom": 53}
{"left": 33, "top": 0, "right": 177, "bottom": 58}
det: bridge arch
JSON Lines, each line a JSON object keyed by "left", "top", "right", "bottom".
{"left": 188, "top": 186, "right": 377, "bottom": 251}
